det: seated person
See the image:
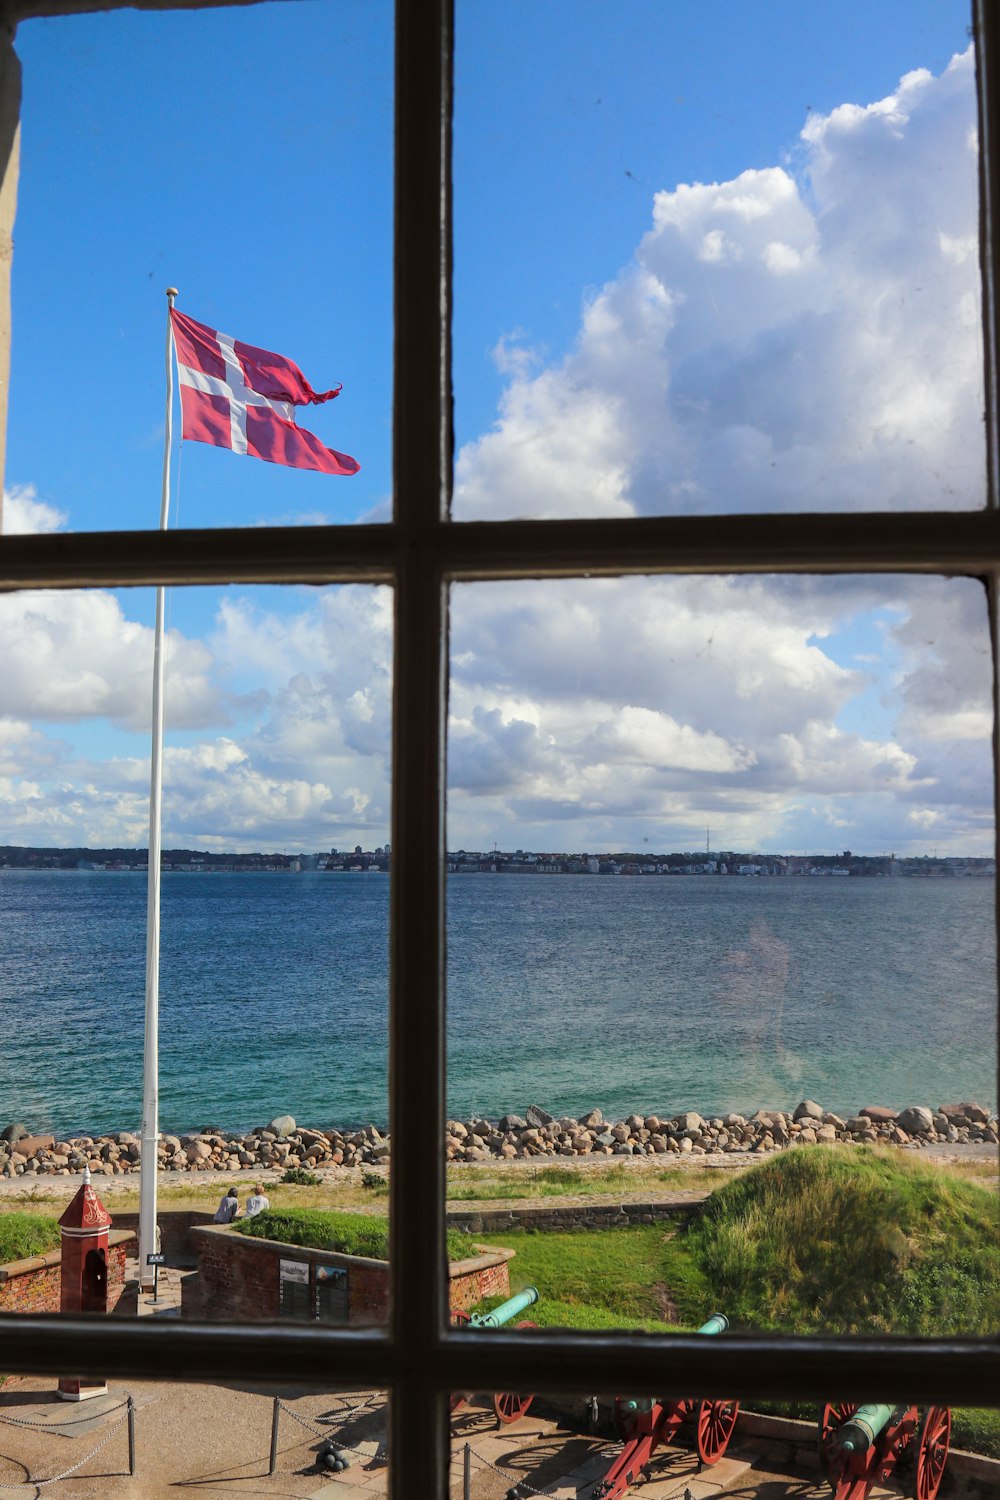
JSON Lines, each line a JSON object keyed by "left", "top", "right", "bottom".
{"left": 213, "top": 1185, "right": 240, "bottom": 1223}
{"left": 245, "top": 1183, "right": 270, "bottom": 1217}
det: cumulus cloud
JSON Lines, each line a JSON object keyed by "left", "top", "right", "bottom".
{"left": 455, "top": 48, "right": 983, "bottom": 520}
{"left": 0, "top": 591, "right": 221, "bottom": 731}
{"left": 447, "top": 574, "right": 991, "bottom": 854}
{"left": 3, "top": 485, "right": 67, "bottom": 534}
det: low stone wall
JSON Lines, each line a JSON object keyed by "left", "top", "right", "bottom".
{"left": 0, "top": 1229, "right": 134, "bottom": 1314}
{"left": 446, "top": 1201, "right": 696, "bottom": 1235}
{"left": 181, "top": 1224, "right": 512, "bottom": 1324}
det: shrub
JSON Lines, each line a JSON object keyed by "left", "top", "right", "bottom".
{"left": 235, "top": 1208, "right": 471, "bottom": 1262}
{"left": 0, "top": 1213, "right": 61, "bottom": 1264}
{"left": 361, "top": 1170, "right": 389, "bottom": 1193}
{"left": 280, "top": 1167, "right": 321, "bottom": 1186}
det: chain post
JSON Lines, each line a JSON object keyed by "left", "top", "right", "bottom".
{"left": 127, "top": 1396, "right": 135, "bottom": 1477}
{"left": 268, "top": 1396, "right": 280, "bottom": 1476}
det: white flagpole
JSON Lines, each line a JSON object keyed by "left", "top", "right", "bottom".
{"left": 139, "top": 286, "right": 177, "bottom": 1291}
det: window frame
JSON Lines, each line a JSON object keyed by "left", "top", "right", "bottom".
{"left": 0, "top": 1, "right": 998, "bottom": 1496}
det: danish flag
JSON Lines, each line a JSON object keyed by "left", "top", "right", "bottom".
{"left": 169, "top": 309, "right": 360, "bottom": 476}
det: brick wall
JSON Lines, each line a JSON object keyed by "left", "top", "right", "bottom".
{"left": 183, "top": 1225, "right": 512, "bottom": 1323}
{"left": 447, "top": 1251, "right": 512, "bottom": 1313}
{"left": 0, "top": 1231, "right": 134, "bottom": 1315}
{"left": 112, "top": 1210, "right": 214, "bottom": 1262}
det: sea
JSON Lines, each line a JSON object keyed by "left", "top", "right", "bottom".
{"left": 0, "top": 869, "right": 996, "bottom": 1138}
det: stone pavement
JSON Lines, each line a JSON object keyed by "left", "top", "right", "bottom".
{"left": 0, "top": 1377, "right": 822, "bottom": 1500}
{"left": 122, "top": 1254, "right": 185, "bottom": 1318}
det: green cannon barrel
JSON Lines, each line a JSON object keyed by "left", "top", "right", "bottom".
{"left": 468, "top": 1286, "right": 539, "bottom": 1329}
{"left": 618, "top": 1314, "right": 730, "bottom": 1421}
{"left": 697, "top": 1313, "right": 729, "bottom": 1336}
{"left": 839, "top": 1406, "right": 908, "bottom": 1454}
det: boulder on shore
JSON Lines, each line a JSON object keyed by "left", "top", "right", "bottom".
{"left": 266, "top": 1114, "right": 296, "bottom": 1138}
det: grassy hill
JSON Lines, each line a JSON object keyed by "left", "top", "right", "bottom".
{"left": 478, "top": 1147, "right": 1000, "bottom": 1454}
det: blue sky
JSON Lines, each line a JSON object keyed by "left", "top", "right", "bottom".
{"left": 0, "top": 1, "right": 994, "bottom": 856}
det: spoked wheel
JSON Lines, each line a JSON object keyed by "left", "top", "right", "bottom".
{"left": 449, "top": 1309, "right": 471, "bottom": 1414}
{"left": 493, "top": 1320, "right": 537, "bottom": 1425}
{"left": 696, "top": 1400, "right": 740, "bottom": 1465}
{"left": 915, "top": 1407, "right": 950, "bottom": 1500}
{"left": 819, "top": 1403, "right": 859, "bottom": 1485}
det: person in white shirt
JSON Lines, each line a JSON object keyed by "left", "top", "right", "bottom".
{"left": 245, "top": 1184, "right": 270, "bottom": 1217}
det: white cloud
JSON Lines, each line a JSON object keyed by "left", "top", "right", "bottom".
{"left": 3, "top": 485, "right": 67, "bottom": 534}
{"left": 0, "top": 591, "right": 221, "bottom": 731}
{"left": 455, "top": 47, "right": 983, "bottom": 521}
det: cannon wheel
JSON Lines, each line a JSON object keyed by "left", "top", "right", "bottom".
{"left": 915, "top": 1407, "right": 950, "bottom": 1500}
{"left": 449, "top": 1309, "right": 471, "bottom": 1414}
{"left": 493, "top": 1321, "right": 538, "bottom": 1424}
{"left": 696, "top": 1400, "right": 740, "bottom": 1465}
{"left": 819, "top": 1403, "right": 859, "bottom": 1485}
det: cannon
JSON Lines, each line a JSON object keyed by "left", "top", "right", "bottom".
{"left": 591, "top": 1313, "right": 740, "bottom": 1500}
{"left": 819, "top": 1402, "right": 951, "bottom": 1500}
{"left": 450, "top": 1286, "right": 540, "bottom": 1425}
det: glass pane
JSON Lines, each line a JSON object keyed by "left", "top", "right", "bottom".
{"left": 454, "top": 1, "right": 984, "bottom": 518}
{"left": 448, "top": 1391, "right": 998, "bottom": 1500}
{"left": 0, "top": 583, "right": 392, "bottom": 1326}
{"left": 8, "top": 2, "right": 391, "bottom": 534}
{"left": 0, "top": 1380, "right": 389, "bottom": 1492}
{"left": 446, "top": 575, "right": 997, "bottom": 1339}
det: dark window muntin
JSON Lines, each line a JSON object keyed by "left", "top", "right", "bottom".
{"left": 0, "top": 1, "right": 998, "bottom": 1497}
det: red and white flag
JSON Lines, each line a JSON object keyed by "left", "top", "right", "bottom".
{"left": 169, "top": 309, "right": 360, "bottom": 476}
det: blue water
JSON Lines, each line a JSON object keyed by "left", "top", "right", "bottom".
{"left": 0, "top": 870, "right": 995, "bottom": 1136}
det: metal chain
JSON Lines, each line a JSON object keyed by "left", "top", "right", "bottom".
{"left": 0, "top": 1400, "right": 131, "bottom": 1433}
{"left": 451, "top": 1443, "right": 549, "bottom": 1498}
{"left": 0, "top": 1407, "right": 131, "bottom": 1491}
{"left": 275, "top": 1396, "right": 387, "bottom": 1465}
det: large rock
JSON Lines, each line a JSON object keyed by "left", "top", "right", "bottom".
{"left": 185, "top": 1140, "right": 213, "bottom": 1163}
{"left": 266, "top": 1115, "right": 296, "bottom": 1138}
{"left": 525, "top": 1105, "right": 554, "bottom": 1128}
{"left": 860, "top": 1106, "right": 898, "bottom": 1124}
{"left": 14, "top": 1134, "right": 55, "bottom": 1156}
{"left": 579, "top": 1108, "right": 603, "bottom": 1129}
{"left": 793, "top": 1100, "right": 824, "bottom": 1122}
{"left": 0, "top": 1123, "right": 28, "bottom": 1144}
{"left": 940, "top": 1101, "right": 989, "bottom": 1124}
{"left": 674, "top": 1111, "right": 705, "bottom": 1133}
{"left": 896, "top": 1105, "right": 934, "bottom": 1136}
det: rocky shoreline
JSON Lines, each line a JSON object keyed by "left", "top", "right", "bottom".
{"left": 0, "top": 1099, "right": 996, "bottom": 1178}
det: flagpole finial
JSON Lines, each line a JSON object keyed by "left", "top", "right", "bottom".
{"left": 166, "top": 287, "right": 178, "bottom": 300}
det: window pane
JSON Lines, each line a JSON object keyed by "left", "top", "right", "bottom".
{"left": 454, "top": 2, "right": 984, "bottom": 519}
{"left": 446, "top": 575, "right": 997, "bottom": 1338}
{"left": 449, "top": 1391, "right": 998, "bottom": 1500}
{"left": 8, "top": 2, "right": 390, "bottom": 534}
{"left": 0, "top": 583, "right": 393, "bottom": 1326}
{"left": 0, "top": 1379, "right": 389, "bottom": 1492}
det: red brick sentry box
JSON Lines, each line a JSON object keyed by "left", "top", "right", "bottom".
{"left": 181, "top": 1223, "right": 513, "bottom": 1324}
{"left": 0, "top": 1229, "right": 134, "bottom": 1315}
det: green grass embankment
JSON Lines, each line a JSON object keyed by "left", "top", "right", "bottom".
{"left": 234, "top": 1207, "right": 471, "bottom": 1262}
{"left": 0, "top": 1212, "right": 61, "bottom": 1264}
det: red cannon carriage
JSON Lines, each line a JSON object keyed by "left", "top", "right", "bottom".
{"left": 592, "top": 1313, "right": 740, "bottom": 1500}
{"left": 819, "top": 1403, "right": 951, "bottom": 1500}
{"left": 450, "top": 1286, "right": 539, "bottom": 1426}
